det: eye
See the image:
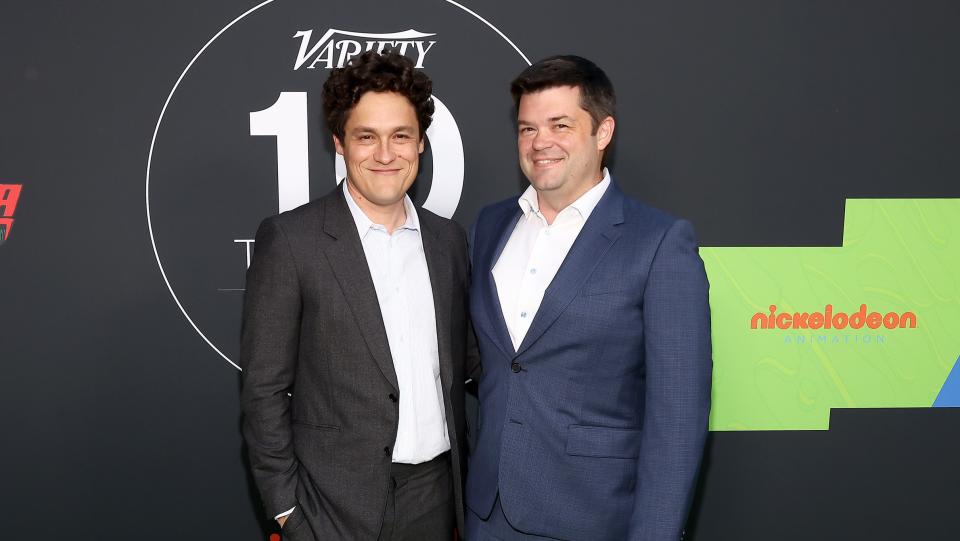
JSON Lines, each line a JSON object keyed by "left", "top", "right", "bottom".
{"left": 554, "top": 123, "right": 569, "bottom": 130}
{"left": 519, "top": 126, "right": 536, "bottom": 134}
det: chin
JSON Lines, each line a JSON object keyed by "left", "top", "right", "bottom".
{"left": 530, "top": 175, "right": 564, "bottom": 192}
{"left": 369, "top": 193, "right": 400, "bottom": 206}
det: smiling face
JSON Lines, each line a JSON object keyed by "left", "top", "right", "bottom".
{"left": 334, "top": 91, "right": 424, "bottom": 211}
{"left": 517, "top": 85, "right": 614, "bottom": 211}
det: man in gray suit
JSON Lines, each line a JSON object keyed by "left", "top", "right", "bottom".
{"left": 241, "top": 51, "right": 477, "bottom": 540}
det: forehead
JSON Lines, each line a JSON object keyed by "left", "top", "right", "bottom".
{"left": 517, "top": 85, "right": 585, "bottom": 118}
{"left": 345, "top": 91, "right": 418, "bottom": 130}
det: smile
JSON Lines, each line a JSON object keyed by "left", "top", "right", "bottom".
{"left": 533, "top": 158, "right": 563, "bottom": 166}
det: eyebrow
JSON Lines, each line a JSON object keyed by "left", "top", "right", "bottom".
{"left": 518, "top": 115, "right": 577, "bottom": 126}
{"left": 349, "top": 125, "right": 418, "bottom": 135}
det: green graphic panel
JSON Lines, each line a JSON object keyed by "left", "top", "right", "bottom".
{"left": 703, "top": 199, "right": 960, "bottom": 431}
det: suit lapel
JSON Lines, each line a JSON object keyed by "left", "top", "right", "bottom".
{"left": 477, "top": 206, "right": 523, "bottom": 359}
{"left": 321, "top": 186, "right": 399, "bottom": 392}
{"left": 514, "top": 184, "right": 625, "bottom": 357}
{"left": 420, "top": 215, "right": 454, "bottom": 393}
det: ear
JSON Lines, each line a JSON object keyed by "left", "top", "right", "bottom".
{"left": 596, "top": 116, "right": 615, "bottom": 152}
{"left": 333, "top": 134, "right": 344, "bottom": 156}
{"left": 418, "top": 135, "right": 425, "bottom": 154}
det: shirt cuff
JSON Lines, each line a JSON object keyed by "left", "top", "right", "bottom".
{"left": 275, "top": 506, "right": 295, "bottom": 520}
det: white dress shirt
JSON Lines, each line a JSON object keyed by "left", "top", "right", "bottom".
{"left": 343, "top": 181, "right": 450, "bottom": 463}
{"left": 493, "top": 169, "right": 611, "bottom": 351}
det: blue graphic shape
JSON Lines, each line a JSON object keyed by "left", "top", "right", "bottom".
{"left": 933, "top": 355, "right": 960, "bottom": 407}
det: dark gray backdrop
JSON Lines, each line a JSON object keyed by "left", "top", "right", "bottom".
{"left": 2, "top": 1, "right": 958, "bottom": 539}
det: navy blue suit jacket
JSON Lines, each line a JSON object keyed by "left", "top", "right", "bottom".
{"left": 466, "top": 181, "right": 712, "bottom": 541}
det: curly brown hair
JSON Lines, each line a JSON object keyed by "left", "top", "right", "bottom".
{"left": 322, "top": 51, "right": 434, "bottom": 141}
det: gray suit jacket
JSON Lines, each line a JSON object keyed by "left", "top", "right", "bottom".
{"left": 240, "top": 184, "right": 477, "bottom": 540}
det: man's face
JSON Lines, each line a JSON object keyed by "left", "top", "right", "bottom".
{"left": 517, "top": 85, "right": 612, "bottom": 199}
{"left": 334, "top": 91, "right": 424, "bottom": 208}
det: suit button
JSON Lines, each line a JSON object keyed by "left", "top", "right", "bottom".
{"left": 511, "top": 362, "right": 521, "bottom": 373}
{"left": 388, "top": 393, "right": 398, "bottom": 402}
{"left": 383, "top": 446, "right": 391, "bottom": 456}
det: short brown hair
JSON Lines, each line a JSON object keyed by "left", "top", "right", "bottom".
{"left": 322, "top": 51, "right": 434, "bottom": 140}
{"left": 510, "top": 55, "right": 616, "bottom": 134}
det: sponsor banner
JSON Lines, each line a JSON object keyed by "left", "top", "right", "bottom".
{"left": 704, "top": 199, "right": 960, "bottom": 430}
{"left": 0, "top": 183, "right": 22, "bottom": 245}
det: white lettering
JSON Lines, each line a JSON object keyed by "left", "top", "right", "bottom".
{"left": 292, "top": 29, "right": 334, "bottom": 70}
{"left": 413, "top": 41, "right": 437, "bottom": 68}
{"left": 307, "top": 40, "right": 336, "bottom": 69}
{"left": 234, "top": 239, "right": 255, "bottom": 268}
{"left": 292, "top": 29, "right": 437, "bottom": 70}
{"left": 335, "top": 40, "right": 362, "bottom": 68}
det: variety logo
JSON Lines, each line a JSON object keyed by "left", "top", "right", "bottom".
{"left": 293, "top": 29, "right": 437, "bottom": 70}
{"left": 0, "top": 183, "right": 23, "bottom": 245}
{"left": 751, "top": 304, "right": 917, "bottom": 330}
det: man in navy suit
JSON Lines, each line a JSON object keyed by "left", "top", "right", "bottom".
{"left": 465, "top": 55, "right": 713, "bottom": 541}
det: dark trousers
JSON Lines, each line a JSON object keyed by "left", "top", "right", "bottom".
{"left": 378, "top": 451, "right": 455, "bottom": 541}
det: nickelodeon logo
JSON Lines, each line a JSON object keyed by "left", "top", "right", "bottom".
{"left": 751, "top": 304, "right": 917, "bottom": 330}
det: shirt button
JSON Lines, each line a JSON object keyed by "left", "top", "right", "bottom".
{"left": 520, "top": 312, "right": 527, "bottom": 318}
{"left": 529, "top": 268, "right": 537, "bottom": 275}
{"left": 511, "top": 362, "right": 522, "bottom": 373}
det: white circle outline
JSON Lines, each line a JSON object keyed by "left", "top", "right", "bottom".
{"left": 145, "top": 0, "right": 531, "bottom": 370}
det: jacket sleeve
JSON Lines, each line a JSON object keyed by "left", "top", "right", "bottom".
{"left": 629, "top": 218, "right": 713, "bottom": 541}
{"left": 239, "top": 217, "right": 302, "bottom": 519}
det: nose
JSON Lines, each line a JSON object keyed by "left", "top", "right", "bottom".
{"left": 531, "top": 129, "right": 554, "bottom": 151}
{"left": 373, "top": 139, "right": 396, "bottom": 164}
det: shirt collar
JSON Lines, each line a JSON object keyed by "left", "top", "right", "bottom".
{"left": 517, "top": 167, "right": 612, "bottom": 222}
{"left": 342, "top": 178, "right": 420, "bottom": 238}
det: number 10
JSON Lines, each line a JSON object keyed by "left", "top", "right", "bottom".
{"left": 250, "top": 91, "right": 464, "bottom": 218}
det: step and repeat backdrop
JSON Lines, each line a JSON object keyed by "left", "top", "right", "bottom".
{"left": 2, "top": 1, "right": 958, "bottom": 539}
